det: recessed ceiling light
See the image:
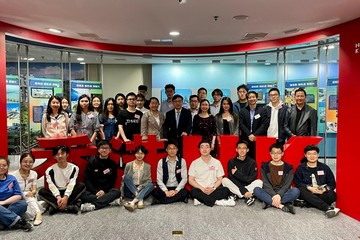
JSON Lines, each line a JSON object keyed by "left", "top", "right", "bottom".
{"left": 48, "top": 28, "right": 63, "bottom": 33}
{"left": 77, "top": 57, "right": 84, "bottom": 61}
{"left": 80, "top": 62, "right": 86, "bottom": 65}
{"left": 28, "top": 58, "right": 35, "bottom": 61}
{"left": 233, "top": 15, "right": 249, "bottom": 20}
{"left": 169, "top": 31, "right": 180, "bottom": 36}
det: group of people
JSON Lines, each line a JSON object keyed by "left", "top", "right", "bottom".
{"left": 41, "top": 83, "right": 317, "bottom": 160}
{"left": 0, "top": 137, "right": 339, "bottom": 232}
{"left": 1, "top": 83, "right": 335, "bottom": 232}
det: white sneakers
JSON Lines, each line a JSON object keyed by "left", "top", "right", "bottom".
{"left": 193, "top": 198, "right": 202, "bottom": 206}
{"left": 215, "top": 197, "right": 236, "bottom": 207}
{"left": 80, "top": 203, "right": 96, "bottom": 212}
{"left": 325, "top": 207, "right": 340, "bottom": 218}
{"left": 109, "top": 198, "right": 122, "bottom": 206}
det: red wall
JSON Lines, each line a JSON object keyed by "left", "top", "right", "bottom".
{"left": 1, "top": 18, "right": 360, "bottom": 221}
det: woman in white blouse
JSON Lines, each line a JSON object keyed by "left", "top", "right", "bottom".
{"left": 12, "top": 153, "right": 43, "bottom": 226}
{"left": 42, "top": 96, "right": 69, "bottom": 138}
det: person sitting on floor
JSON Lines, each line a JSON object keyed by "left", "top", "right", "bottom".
{"left": 120, "top": 145, "right": 154, "bottom": 212}
{"left": 253, "top": 143, "right": 300, "bottom": 214}
{"left": 222, "top": 140, "right": 263, "bottom": 206}
{"left": 188, "top": 140, "right": 235, "bottom": 207}
{"left": 0, "top": 156, "right": 32, "bottom": 231}
{"left": 38, "top": 145, "right": 86, "bottom": 215}
{"left": 294, "top": 144, "right": 340, "bottom": 218}
{"left": 151, "top": 141, "right": 189, "bottom": 205}
{"left": 80, "top": 140, "right": 121, "bottom": 212}
{"left": 12, "top": 153, "right": 43, "bottom": 226}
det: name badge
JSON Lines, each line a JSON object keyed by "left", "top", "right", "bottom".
{"left": 317, "top": 170, "right": 324, "bottom": 175}
{"left": 88, "top": 114, "right": 94, "bottom": 119}
{"left": 135, "top": 114, "right": 140, "bottom": 119}
{"left": 8, "top": 182, "right": 14, "bottom": 189}
{"left": 27, "top": 178, "right": 34, "bottom": 184}
{"left": 103, "top": 168, "right": 111, "bottom": 174}
{"left": 53, "top": 121, "right": 59, "bottom": 128}
{"left": 176, "top": 169, "right": 181, "bottom": 174}
{"left": 254, "top": 114, "right": 260, "bottom": 119}
{"left": 278, "top": 171, "right": 283, "bottom": 176}
{"left": 209, "top": 166, "right": 215, "bottom": 171}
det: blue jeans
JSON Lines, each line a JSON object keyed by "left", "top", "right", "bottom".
{"left": 123, "top": 174, "right": 153, "bottom": 200}
{"left": 0, "top": 200, "right": 27, "bottom": 228}
{"left": 254, "top": 187, "right": 300, "bottom": 205}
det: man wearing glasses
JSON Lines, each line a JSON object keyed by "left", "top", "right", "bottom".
{"left": 117, "top": 92, "right": 143, "bottom": 142}
{"left": 80, "top": 140, "right": 121, "bottom": 212}
{"left": 265, "top": 88, "right": 288, "bottom": 144}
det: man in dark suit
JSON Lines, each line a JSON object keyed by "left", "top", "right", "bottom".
{"left": 284, "top": 88, "right": 317, "bottom": 137}
{"left": 164, "top": 94, "right": 192, "bottom": 155}
{"left": 239, "top": 91, "right": 269, "bottom": 159}
{"left": 265, "top": 88, "right": 289, "bottom": 144}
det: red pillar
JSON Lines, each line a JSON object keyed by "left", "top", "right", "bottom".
{"left": 0, "top": 31, "right": 8, "bottom": 157}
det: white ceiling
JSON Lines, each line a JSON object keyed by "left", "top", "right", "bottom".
{"left": 1, "top": 0, "right": 351, "bottom": 63}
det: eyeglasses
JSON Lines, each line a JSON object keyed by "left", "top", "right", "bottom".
{"left": 100, "top": 147, "right": 110, "bottom": 150}
{"left": 269, "top": 94, "right": 279, "bottom": 97}
{"left": 127, "top": 98, "right": 136, "bottom": 101}
{"left": 270, "top": 152, "right": 282, "bottom": 156}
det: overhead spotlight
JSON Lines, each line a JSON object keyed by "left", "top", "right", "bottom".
{"left": 169, "top": 31, "right": 180, "bottom": 36}
{"left": 77, "top": 57, "right": 84, "bottom": 61}
{"left": 48, "top": 28, "right": 63, "bottom": 33}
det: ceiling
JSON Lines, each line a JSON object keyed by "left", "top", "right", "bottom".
{"left": 1, "top": 0, "right": 354, "bottom": 63}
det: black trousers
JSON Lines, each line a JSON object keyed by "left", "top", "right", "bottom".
{"left": 38, "top": 182, "right": 86, "bottom": 209}
{"left": 298, "top": 186, "right": 337, "bottom": 211}
{"left": 190, "top": 186, "right": 230, "bottom": 207}
{"left": 81, "top": 189, "right": 121, "bottom": 209}
{"left": 152, "top": 187, "right": 189, "bottom": 204}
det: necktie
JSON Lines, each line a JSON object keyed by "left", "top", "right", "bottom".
{"left": 176, "top": 111, "right": 180, "bottom": 128}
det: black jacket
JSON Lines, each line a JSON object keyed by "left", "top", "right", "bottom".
{"left": 164, "top": 108, "right": 192, "bottom": 140}
{"left": 239, "top": 105, "right": 269, "bottom": 140}
{"left": 284, "top": 103, "right": 317, "bottom": 136}
{"left": 294, "top": 161, "right": 336, "bottom": 190}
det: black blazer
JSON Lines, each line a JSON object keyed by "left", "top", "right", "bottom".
{"left": 265, "top": 103, "right": 289, "bottom": 143}
{"left": 284, "top": 104, "right": 317, "bottom": 136}
{"left": 164, "top": 108, "right": 192, "bottom": 140}
{"left": 239, "top": 105, "right": 269, "bottom": 140}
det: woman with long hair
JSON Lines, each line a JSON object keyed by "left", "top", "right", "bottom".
{"left": 192, "top": 99, "right": 217, "bottom": 151}
{"left": 69, "top": 94, "right": 100, "bottom": 144}
{"left": 140, "top": 97, "right": 165, "bottom": 141}
{"left": 42, "top": 96, "right": 69, "bottom": 138}
{"left": 215, "top": 97, "right": 239, "bottom": 137}
{"left": 99, "top": 97, "right": 118, "bottom": 141}
{"left": 120, "top": 145, "right": 153, "bottom": 212}
{"left": 61, "top": 97, "right": 72, "bottom": 117}
{"left": 91, "top": 96, "right": 103, "bottom": 115}
{"left": 12, "top": 153, "right": 43, "bottom": 226}
{"left": 115, "top": 93, "right": 127, "bottom": 112}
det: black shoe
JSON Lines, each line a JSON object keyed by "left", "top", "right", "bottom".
{"left": 151, "top": 198, "right": 161, "bottom": 205}
{"left": 282, "top": 204, "right": 296, "bottom": 214}
{"left": 262, "top": 202, "right": 270, "bottom": 209}
{"left": 230, "top": 193, "right": 239, "bottom": 201}
{"left": 0, "top": 224, "right": 5, "bottom": 230}
{"left": 293, "top": 199, "right": 306, "bottom": 208}
{"left": 48, "top": 206, "right": 59, "bottom": 215}
{"left": 245, "top": 197, "right": 255, "bottom": 206}
{"left": 13, "top": 219, "right": 33, "bottom": 231}
{"left": 325, "top": 207, "right": 340, "bottom": 218}
{"left": 66, "top": 205, "right": 79, "bottom": 214}
{"left": 183, "top": 197, "right": 188, "bottom": 204}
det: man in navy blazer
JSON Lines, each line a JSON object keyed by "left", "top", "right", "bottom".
{"left": 284, "top": 88, "right": 317, "bottom": 137}
{"left": 164, "top": 94, "right": 192, "bottom": 154}
{"left": 239, "top": 91, "right": 269, "bottom": 159}
{"left": 265, "top": 88, "right": 289, "bottom": 144}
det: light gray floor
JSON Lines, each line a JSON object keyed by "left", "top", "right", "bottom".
{"left": 3, "top": 198, "right": 360, "bottom": 240}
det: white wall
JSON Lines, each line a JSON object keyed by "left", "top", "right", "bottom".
{"left": 102, "top": 64, "right": 152, "bottom": 99}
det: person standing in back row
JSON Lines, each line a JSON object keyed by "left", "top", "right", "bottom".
{"left": 284, "top": 88, "right": 317, "bottom": 137}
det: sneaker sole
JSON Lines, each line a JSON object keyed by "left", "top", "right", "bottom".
{"left": 124, "top": 205, "right": 135, "bottom": 212}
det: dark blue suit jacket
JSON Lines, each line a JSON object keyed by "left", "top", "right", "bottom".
{"left": 164, "top": 108, "right": 192, "bottom": 141}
